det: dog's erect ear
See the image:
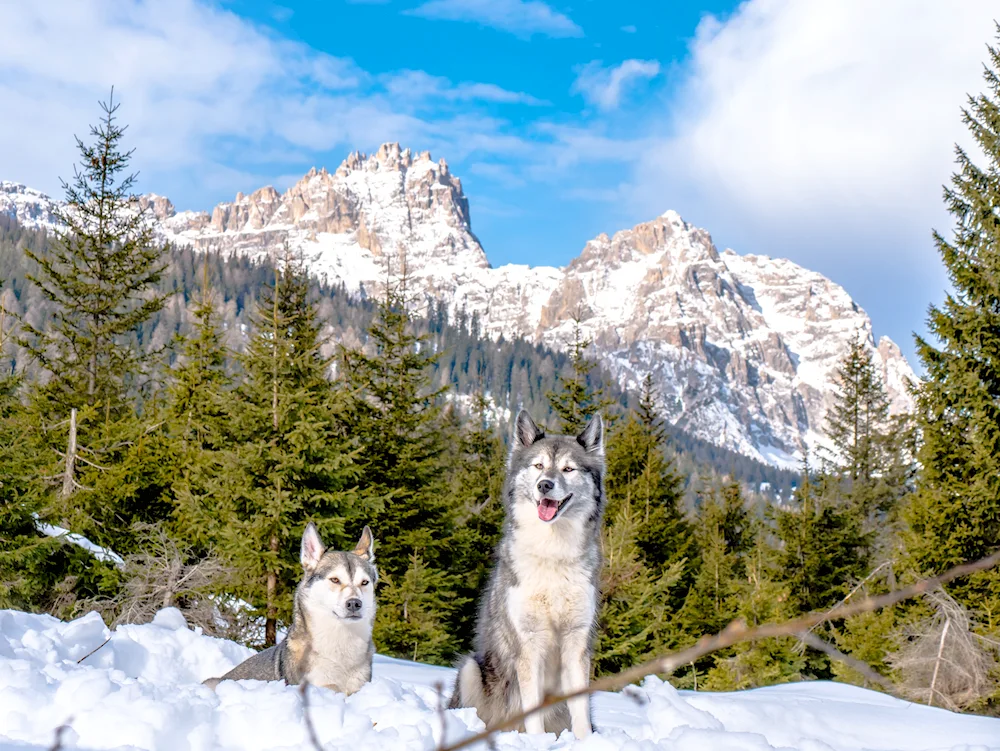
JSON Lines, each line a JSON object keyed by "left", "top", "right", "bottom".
{"left": 513, "top": 410, "right": 544, "bottom": 449}
{"left": 576, "top": 414, "right": 604, "bottom": 455}
{"left": 301, "top": 523, "right": 326, "bottom": 572}
{"left": 353, "top": 525, "right": 375, "bottom": 562}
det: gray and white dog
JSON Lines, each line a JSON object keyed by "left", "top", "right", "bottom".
{"left": 450, "top": 410, "right": 605, "bottom": 738}
{"left": 204, "top": 524, "right": 378, "bottom": 695}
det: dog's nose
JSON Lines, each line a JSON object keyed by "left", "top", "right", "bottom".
{"left": 537, "top": 479, "right": 554, "bottom": 495}
{"left": 346, "top": 598, "right": 362, "bottom": 614}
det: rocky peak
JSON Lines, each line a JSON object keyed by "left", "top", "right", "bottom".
{"left": 139, "top": 194, "right": 176, "bottom": 222}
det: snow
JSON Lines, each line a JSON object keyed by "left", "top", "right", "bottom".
{"left": 34, "top": 517, "right": 125, "bottom": 569}
{"left": 2, "top": 608, "right": 997, "bottom": 751}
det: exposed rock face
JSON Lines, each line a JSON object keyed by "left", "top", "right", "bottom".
{"left": 0, "top": 145, "right": 918, "bottom": 468}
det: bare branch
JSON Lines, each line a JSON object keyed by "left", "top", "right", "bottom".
{"left": 438, "top": 549, "right": 1000, "bottom": 751}
{"left": 76, "top": 636, "right": 112, "bottom": 665}
{"left": 797, "top": 631, "right": 893, "bottom": 691}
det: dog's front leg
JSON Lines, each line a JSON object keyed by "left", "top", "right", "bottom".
{"left": 561, "top": 630, "right": 593, "bottom": 738}
{"left": 515, "top": 645, "right": 547, "bottom": 734}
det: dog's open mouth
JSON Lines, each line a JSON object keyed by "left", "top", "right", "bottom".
{"left": 537, "top": 494, "right": 572, "bottom": 522}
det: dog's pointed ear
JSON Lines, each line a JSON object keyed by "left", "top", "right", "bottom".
{"left": 352, "top": 525, "right": 375, "bottom": 562}
{"left": 576, "top": 414, "right": 604, "bottom": 455}
{"left": 513, "top": 410, "right": 544, "bottom": 448}
{"left": 301, "top": 523, "right": 325, "bottom": 572}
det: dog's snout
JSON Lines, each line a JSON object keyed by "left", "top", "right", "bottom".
{"left": 346, "top": 597, "right": 362, "bottom": 614}
{"left": 537, "top": 478, "right": 554, "bottom": 495}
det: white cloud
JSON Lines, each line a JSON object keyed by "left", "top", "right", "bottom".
{"left": 0, "top": 0, "right": 537, "bottom": 209}
{"left": 571, "top": 59, "right": 661, "bottom": 110}
{"left": 407, "top": 0, "right": 582, "bottom": 39}
{"left": 384, "top": 70, "right": 548, "bottom": 106}
{"left": 624, "top": 0, "right": 1000, "bottom": 359}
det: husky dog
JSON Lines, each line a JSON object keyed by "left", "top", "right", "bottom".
{"left": 203, "top": 524, "right": 377, "bottom": 695}
{"left": 450, "top": 411, "right": 605, "bottom": 738}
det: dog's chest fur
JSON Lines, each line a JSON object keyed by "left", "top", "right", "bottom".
{"left": 505, "top": 512, "right": 598, "bottom": 634}
{"left": 293, "top": 609, "right": 373, "bottom": 694}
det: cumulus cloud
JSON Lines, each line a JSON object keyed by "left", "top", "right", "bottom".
{"left": 620, "top": 0, "right": 1000, "bottom": 359}
{"left": 571, "top": 59, "right": 661, "bottom": 110}
{"left": 407, "top": 0, "right": 582, "bottom": 39}
{"left": 0, "top": 0, "right": 538, "bottom": 209}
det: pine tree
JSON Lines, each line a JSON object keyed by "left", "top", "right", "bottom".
{"left": 213, "top": 252, "right": 364, "bottom": 646}
{"left": 680, "top": 482, "right": 754, "bottom": 639}
{"left": 547, "top": 319, "right": 615, "bottom": 434}
{"left": 168, "top": 259, "right": 234, "bottom": 559}
{"left": 19, "top": 91, "right": 170, "bottom": 418}
{"left": 594, "top": 491, "right": 684, "bottom": 675}
{"left": 447, "top": 391, "right": 507, "bottom": 648}
{"left": 825, "top": 332, "right": 910, "bottom": 521}
{"left": 14, "top": 93, "right": 175, "bottom": 558}
{"left": 605, "top": 376, "right": 693, "bottom": 602}
{"left": 901, "top": 31, "right": 1000, "bottom": 622}
{"left": 702, "top": 534, "right": 805, "bottom": 691}
{"left": 772, "top": 463, "right": 870, "bottom": 616}
{"left": 341, "top": 271, "right": 463, "bottom": 662}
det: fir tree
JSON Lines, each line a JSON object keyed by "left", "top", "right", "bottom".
{"left": 680, "top": 482, "right": 754, "bottom": 639}
{"left": 547, "top": 318, "right": 615, "bottom": 434}
{"left": 594, "top": 490, "right": 684, "bottom": 675}
{"left": 341, "top": 270, "right": 463, "bottom": 662}
{"left": 447, "top": 391, "right": 507, "bottom": 648}
{"left": 15, "top": 93, "right": 176, "bottom": 558}
{"left": 825, "top": 332, "right": 911, "bottom": 521}
{"left": 213, "top": 253, "right": 364, "bottom": 646}
{"left": 19, "top": 91, "right": 170, "bottom": 418}
{"left": 901, "top": 31, "right": 1000, "bottom": 622}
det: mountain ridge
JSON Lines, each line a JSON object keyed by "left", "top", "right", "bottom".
{"left": 0, "top": 144, "right": 918, "bottom": 468}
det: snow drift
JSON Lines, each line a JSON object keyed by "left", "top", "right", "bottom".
{"left": 1, "top": 607, "right": 997, "bottom": 751}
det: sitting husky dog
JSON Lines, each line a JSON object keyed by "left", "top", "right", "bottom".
{"left": 450, "top": 411, "right": 605, "bottom": 738}
{"left": 204, "top": 524, "right": 377, "bottom": 695}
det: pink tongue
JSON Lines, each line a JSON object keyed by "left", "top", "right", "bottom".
{"left": 538, "top": 498, "right": 558, "bottom": 521}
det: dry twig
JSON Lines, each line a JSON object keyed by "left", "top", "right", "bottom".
{"left": 438, "top": 548, "right": 1000, "bottom": 751}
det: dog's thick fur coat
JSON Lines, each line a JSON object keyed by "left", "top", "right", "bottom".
{"left": 203, "top": 524, "right": 377, "bottom": 695}
{"left": 449, "top": 411, "right": 606, "bottom": 737}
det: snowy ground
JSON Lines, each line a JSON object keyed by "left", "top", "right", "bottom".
{"left": 1, "top": 608, "right": 998, "bottom": 751}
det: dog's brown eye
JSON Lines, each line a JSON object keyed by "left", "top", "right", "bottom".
{"left": 331, "top": 577, "right": 340, "bottom": 584}
{"left": 562, "top": 466, "right": 575, "bottom": 473}
{"left": 361, "top": 579, "right": 370, "bottom": 586}
{"left": 533, "top": 462, "right": 544, "bottom": 470}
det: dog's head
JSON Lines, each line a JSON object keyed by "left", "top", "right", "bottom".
{"left": 298, "top": 524, "right": 378, "bottom": 623}
{"left": 506, "top": 410, "right": 605, "bottom": 525}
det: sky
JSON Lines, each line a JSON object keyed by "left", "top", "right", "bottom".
{"left": 1, "top": 0, "right": 998, "bottom": 367}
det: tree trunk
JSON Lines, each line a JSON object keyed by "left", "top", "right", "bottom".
{"left": 265, "top": 533, "right": 279, "bottom": 647}
{"left": 61, "top": 408, "right": 77, "bottom": 499}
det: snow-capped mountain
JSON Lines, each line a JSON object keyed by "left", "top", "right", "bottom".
{"left": 0, "top": 144, "right": 918, "bottom": 468}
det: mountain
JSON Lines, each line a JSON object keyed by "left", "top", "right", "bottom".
{"left": 0, "top": 145, "right": 917, "bottom": 468}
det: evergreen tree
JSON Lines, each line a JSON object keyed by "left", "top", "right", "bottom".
{"left": 447, "top": 391, "right": 507, "bottom": 648}
{"left": 901, "top": 32, "right": 1000, "bottom": 622}
{"left": 547, "top": 319, "right": 615, "bottom": 434}
{"left": 341, "top": 272, "right": 463, "bottom": 662}
{"left": 14, "top": 93, "right": 176, "bottom": 558}
{"left": 680, "top": 482, "right": 754, "bottom": 639}
{"left": 594, "top": 490, "right": 684, "bottom": 675}
{"left": 825, "top": 332, "right": 911, "bottom": 521}
{"left": 772, "top": 462, "right": 870, "bottom": 616}
{"left": 19, "top": 91, "right": 170, "bottom": 418}
{"left": 212, "top": 253, "right": 364, "bottom": 646}
{"left": 702, "top": 534, "right": 805, "bottom": 691}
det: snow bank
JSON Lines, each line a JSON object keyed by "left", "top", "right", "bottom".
{"left": 1, "top": 608, "right": 997, "bottom": 751}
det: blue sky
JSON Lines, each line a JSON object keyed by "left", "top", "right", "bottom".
{"left": 2, "top": 1, "right": 999, "bottom": 367}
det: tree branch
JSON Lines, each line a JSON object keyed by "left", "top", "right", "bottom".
{"left": 438, "top": 548, "right": 1000, "bottom": 751}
